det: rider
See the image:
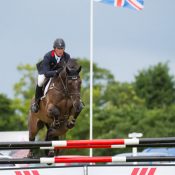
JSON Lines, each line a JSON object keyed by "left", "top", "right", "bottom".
{"left": 31, "top": 38, "right": 71, "bottom": 113}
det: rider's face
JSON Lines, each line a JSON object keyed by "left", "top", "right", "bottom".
{"left": 54, "top": 48, "right": 64, "bottom": 57}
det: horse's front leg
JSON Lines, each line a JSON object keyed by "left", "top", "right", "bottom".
{"left": 47, "top": 103, "right": 61, "bottom": 128}
{"left": 67, "top": 101, "right": 84, "bottom": 129}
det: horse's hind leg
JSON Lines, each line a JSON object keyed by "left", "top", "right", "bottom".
{"left": 28, "top": 113, "right": 44, "bottom": 158}
{"left": 44, "top": 127, "right": 60, "bottom": 157}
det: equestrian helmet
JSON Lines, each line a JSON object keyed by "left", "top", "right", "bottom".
{"left": 53, "top": 38, "right": 65, "bottom": 49}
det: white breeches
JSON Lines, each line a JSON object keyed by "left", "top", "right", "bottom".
{"left": 37, "top": 74, "right": 46, "bottom": 87}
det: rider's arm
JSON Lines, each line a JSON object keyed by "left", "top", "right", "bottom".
{"left": 42, "top": 56, "right": 57, "bottom": 78}
{"left": 44, "top": 70, "right": 57, "bottom": 78}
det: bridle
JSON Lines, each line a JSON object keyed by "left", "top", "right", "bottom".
{"left": 49, "top": 66, "right": 81, "bottom": 112}
{"left": 59, "top": 73, "right": 80, "bottom": 96}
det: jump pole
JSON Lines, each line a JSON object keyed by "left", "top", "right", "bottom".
{"left": 1, "top": 156, "right": 175, "bottom": 164}
{"left": 1, "top": 137, "right": 175, "bottom": 148}
{"left": 41, "top": 142, "right": 175, "bottom": 150}
{"left": 1, "top": 142, "right": 175, "bottom": 150}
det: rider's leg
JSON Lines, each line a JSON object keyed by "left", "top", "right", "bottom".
{"left": 31, "top": 74, "right": 45, "bottom": 113}
{"left": 31, "top": 85, "right": 43, "bottom": 113}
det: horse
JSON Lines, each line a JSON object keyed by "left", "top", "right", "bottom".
{"left": 28, "top": 59, "right": 82, "bottom": 157}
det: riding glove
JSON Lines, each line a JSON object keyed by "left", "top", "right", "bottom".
{"left": 55, "top": 67, "right": 63, "bottom": 76}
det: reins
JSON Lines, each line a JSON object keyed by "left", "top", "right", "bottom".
{"left": 49, "top": 71, "right": 80, "bottom": 97}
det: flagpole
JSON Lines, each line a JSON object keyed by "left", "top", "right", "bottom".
{"left": 90, "top": 0, "right": 94, "bottom": 157}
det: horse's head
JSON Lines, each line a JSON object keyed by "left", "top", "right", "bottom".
{"left": 53, "top": 58, "right": 82, "bottom": 100}
{"left": 65, "top": 65, "right": 81, "bottom": 93}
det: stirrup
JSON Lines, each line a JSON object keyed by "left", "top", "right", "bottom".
{"left": 31, "top": 102, "right": 39, "bottom": 113}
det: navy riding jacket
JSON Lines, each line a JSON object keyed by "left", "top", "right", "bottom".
{"left": 37, "top": 50, "right": 70, "bottom": 78}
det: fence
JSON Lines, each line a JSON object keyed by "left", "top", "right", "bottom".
{"left": 1, "top": 137, "right": 175, "bottom": 164}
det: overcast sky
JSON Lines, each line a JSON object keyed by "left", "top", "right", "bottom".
{"left": 0, "top": 0, "right": 175, "bottom": 97}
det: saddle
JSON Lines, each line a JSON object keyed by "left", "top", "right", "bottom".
{"left": 41, "top": 78, "right": 52, "bottom": 98}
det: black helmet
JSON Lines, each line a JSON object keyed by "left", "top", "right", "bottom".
{"left": 53, "top": 38, "right": 65, "bottom": 49}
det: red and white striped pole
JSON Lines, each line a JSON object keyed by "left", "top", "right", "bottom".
{"left": 40, "top": 156, "right": 175, "bottom": 164}
{"left": 1, "top": 137, "right": 175, "bottom": 149}
{"left": 39, "top": 139, "right": 139, "bottom": 150}
{"left": 1, "top": 156, "right": 175, "bottom": 164}
{"left": 40, "top": 156, "right": 126, "bottom": 163}
{"left": 50, "top": 138, "right": 139, "bottom": 147}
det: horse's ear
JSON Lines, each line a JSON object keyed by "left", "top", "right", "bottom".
{"left": 66, "top": 67, "right": 70, "bottom": 74}
{"left": 77, "top": 66, "right": 81, "bottom": 73}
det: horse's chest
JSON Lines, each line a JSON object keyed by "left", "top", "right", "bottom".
{"left": 59, "top": 98, "right": 72, "bottom": 107}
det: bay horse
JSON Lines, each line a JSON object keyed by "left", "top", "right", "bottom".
{"left": 28, "top": 59, "right": 82, "bottom": 157}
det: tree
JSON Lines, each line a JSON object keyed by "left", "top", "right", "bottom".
{"left": 0, "top": 93, "right": 24, "bottom": 130}
{"left": 12, "top": 64, "right": 37, "bottom": 129}
{"left": 101, "top": 82, "right": 145, "bottom": 108}
{"left": 134, "top": 63, "right": 175, "bottom": 109}
{"left": 77, "top": 58, "right": 115, "bottom": 88}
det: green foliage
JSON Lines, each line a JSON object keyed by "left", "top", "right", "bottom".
{"left": 134, "top": 63, "right": 175, "bottom": 108}
{"left": 77, "top": 58, "right": 115, "bottom": 88}
{"left": 14, "top": 64, "right": 36, "bottom": 98}
{"left": 12, "top": 64, "right": 37, "bottom": 129}
{"left": 137, "top": 105, "right": 175, "bottom": 137}
{"left": 102, "top": 82, "right": 145, "bottom": 108}
{"left": 0, "top": 93, "right": 24, "bottom": 130}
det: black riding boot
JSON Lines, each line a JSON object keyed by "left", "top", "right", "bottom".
{"left": 31, "top": 85, "right": 43, "bottom": 113}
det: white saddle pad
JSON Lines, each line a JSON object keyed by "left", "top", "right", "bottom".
{"left": 43, "top": 78, "right": 52, "bottom": 96}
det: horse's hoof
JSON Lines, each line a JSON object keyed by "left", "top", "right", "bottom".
{"left": 48, "top": 150, "right": 55, "bottom": 157}
{"left": 67, "top": 120, "right": 76, "bottom": 129}
{"left": 27, "top": 152, "right": 34, "bottom": 158}
{"left": 52, "top": 120, "right": 61, "bottom": 128}
{"left": 55, "top": 123, "right": 61, "bottom": 128}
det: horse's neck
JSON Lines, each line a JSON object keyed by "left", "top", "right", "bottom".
{"left": 51, "top": 77, "right": 61, "bottom": 89}
{"left": 51, "top": 71, "right": 66, "bottom": 89}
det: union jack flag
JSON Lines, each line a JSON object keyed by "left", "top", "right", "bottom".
{"left": 94, "top": 0, "right": 144, "bottom": 11}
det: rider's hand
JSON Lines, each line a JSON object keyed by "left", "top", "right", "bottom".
{"left": 54, "top": 67, "right": 63, "bottom": 76}
{"left": 57, "top": 67, "right": 63, "bottom": 74}
{"left": 54, "top": 70, "right": 59, "bottom": 76}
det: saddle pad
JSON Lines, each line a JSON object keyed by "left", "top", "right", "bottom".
{"left": 44, "top": 78, "right": 52, "bottom": 96}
